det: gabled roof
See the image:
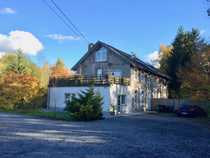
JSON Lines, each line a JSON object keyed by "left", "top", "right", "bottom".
{"left": 72, "top": 41, "right": 170, "bottom": 80}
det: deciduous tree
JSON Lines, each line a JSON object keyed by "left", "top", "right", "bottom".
{"left": 50, "top": 58, "right": 74, "bottom": 77}
{"left": 179, "top": 47, "right": 210, "bottom": 100}
{"left": 0, "top": 72, "right": 40, "bottom": 110}
{"left": 0, "top": 51, "right": 45, "bottom": 110}
{"left": 159, "top": 27, "right": 205, "bottom": 98}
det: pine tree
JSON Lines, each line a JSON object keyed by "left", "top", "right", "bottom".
{"left": 65, "top": 87, "right": 103, "bottom": 121}
{"left": 159, "top": 27, "right": 206, "bottom": 98}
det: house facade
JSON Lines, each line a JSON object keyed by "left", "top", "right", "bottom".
{"left": 48, "top": 41, "right": 169, "bottom": 114}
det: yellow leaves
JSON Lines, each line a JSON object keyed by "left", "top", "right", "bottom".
{"left": 50, "top": 58, "right": 75, "bottom": 78}
{"left": 179, "top": 49, "right": 210, "bottom": 101}
{"left": 0, "top": 72, "right": 41, "bottom": 109}
{"left": 50, "top": 66, "right": 74, "bottom": 78}
{"left": 159, "top": 44, "right": 173, "bottom": 58}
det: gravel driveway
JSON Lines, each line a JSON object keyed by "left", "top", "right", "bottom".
{"left": 0, "top": 112, "right": 210, "bottom": 158}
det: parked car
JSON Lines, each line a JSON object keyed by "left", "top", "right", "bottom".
{"left": 176, "top": 105, "right": 207, "bottom": 117}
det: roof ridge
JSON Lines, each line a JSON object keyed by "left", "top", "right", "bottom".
{"left": 98, "top": 41, "right": 170, "bottom": 79}
{"left": 98, "top": 41, "right": 132, "bottom": 57}
{"left": 73, "top": 40, "right": 170, "bottom": 80}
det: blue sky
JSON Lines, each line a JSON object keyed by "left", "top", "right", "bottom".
{"left": 0, "top": 0, "right": 209, "bottom": 68}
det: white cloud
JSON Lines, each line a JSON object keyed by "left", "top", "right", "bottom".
{"left": 46, "top": 34, "right": 80, "bottom": 41}
{"left": 146, "top": 50, "right": 160, "bottom": 68}
{"left": 0, "top": 52, "right": 5, "bottom": 58}
{"left": 0, "top": 8, "right": 16, "bottom": 14}
{"left": 0, "top": 30, "right": 43, "bottom": 55}
{"left": 200, "top": 29, "right": 206, "bottom": 35}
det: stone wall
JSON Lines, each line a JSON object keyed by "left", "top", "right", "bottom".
{"left": 75, "top": 47, "right": 131, "bottom": 77}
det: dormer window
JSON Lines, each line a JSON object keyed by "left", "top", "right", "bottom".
{"left": 95, "top": 47, "right": 107, "bottom": 62}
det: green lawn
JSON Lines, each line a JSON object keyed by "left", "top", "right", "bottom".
{"left": 0, "top": 109, "right": 72, "bottom": 121}
{"left": 22, "top": 110, "right": 72, "bottom": 121}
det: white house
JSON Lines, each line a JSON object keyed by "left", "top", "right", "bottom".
{"left": 47, "top": 41, "right": 169, "bottom": 114}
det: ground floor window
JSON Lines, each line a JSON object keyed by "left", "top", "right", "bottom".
{"left": 117, "top": 95, "right": 126, "bottom": 106}
{"left": 65, "top": 93, "right": 75, "bottom": 103}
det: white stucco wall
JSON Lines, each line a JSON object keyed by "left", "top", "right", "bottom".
{"left": 48, "top": 76, "right": 168, "bottom": 114}
{"left": 48, "top": 86, "right": 110, "bottom": 112}
{"left": 109, "top": 84, "right": 131, "bottom": 113}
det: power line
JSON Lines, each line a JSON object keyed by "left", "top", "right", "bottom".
{"left": 42, "top": 0, "right": 80, "bottom": 37}
{"left": 50, "top": 0, "right": 90, "bottom": 43}
{"left": 42, "top": 0, "right": 90, "bottom": 43}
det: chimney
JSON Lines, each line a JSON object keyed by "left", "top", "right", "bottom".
{"left": 88, "top": 43, "right": 94, "bottom": 51}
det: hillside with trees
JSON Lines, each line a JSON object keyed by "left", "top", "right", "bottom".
{"left": 0, "top": 51, "right": 73, "bottom": 110}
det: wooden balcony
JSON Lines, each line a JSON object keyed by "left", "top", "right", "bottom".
{"left": 49, "top": 75, "right": 130, "bottom": 87}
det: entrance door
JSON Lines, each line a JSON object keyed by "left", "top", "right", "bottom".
{"left": 133, "top": 90, "right": 142, "bottom": 112}
{"left": 117, "top": 95, "right": 126, "bottom": 113}
{"left": 140, "top": 90, "right": 145, "bottom": 111}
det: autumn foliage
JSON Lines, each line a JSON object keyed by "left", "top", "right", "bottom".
{"left": 158, "top": 28, "right": 208, "bottom": 99}
{"left": 0, "top": 52, "right": 72, "bottom": 110}
{"left": 0, "top": 72, "right": 40, "bottom": 110}
{"left": 50, "top": 58, "right": 74, "bottom": 78}
{"left": 179, "top": 49, "right": 210, "bottom": 100}
{"left": 50, "top": 66, "right": 71, "bottom": 77}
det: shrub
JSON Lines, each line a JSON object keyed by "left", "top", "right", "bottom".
{"left": 65, "top": 87, "right": 103, "bottom": 121}
{"left": 17, "top": 88, "right": 48, "bottom": 110}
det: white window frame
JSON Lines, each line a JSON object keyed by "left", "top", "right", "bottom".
{"left": 95, "top": 47, "right": 107, "bottom": 62}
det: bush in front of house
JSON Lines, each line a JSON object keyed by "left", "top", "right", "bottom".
{"left": 65, "top": 87, "right": 103, "bottom": 121}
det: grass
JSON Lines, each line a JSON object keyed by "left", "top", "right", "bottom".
{"left": 22, "top": 110, "right": 72, "bottom": 121}
{"left": 0, "top": 109, "right": 72, "bottom": 121}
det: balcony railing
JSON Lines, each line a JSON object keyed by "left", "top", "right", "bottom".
{"left": 49, "top": 75, "right": 130, "bottom": 87}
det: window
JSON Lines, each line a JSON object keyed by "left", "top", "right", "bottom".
{"left": 65, "top": 93, "right": 75, "bottom": 103}
{"left": 95, "top": 47, "right": 107, "bottom": 62}
{"left": 139, "top": 73, "right": 145, "bottom": 81}
{"left": 134, "top": 69, "right": 138, "bottom": 79}
{"left": 96, "top": 69, "right": 103, "bottom": 78}
{"left": 134, "top": 91, "right": 138, "bottom": 103}
{"left": 111, "top": 70, "right": 122, "bottom": 77}
{"left": 117, "top": 95, "right": 126, "bottom": 106}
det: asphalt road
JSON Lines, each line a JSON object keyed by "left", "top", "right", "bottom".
{"left": 0, "top": 112, "right": 210, "bottom": 158}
